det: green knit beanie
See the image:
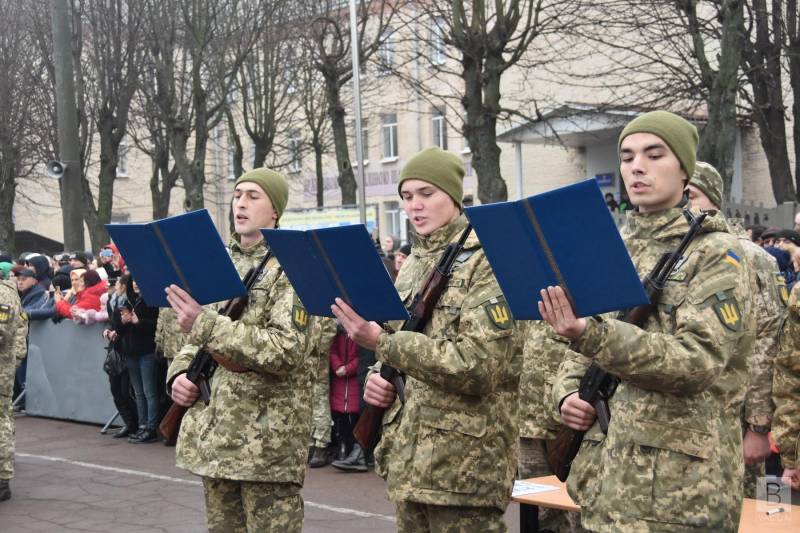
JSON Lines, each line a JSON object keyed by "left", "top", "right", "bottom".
{"left": 691, "top": 161, "right": 723, "bottom": 209}
{"left": 398, "top": 147, "right": 465, "bottom": 208}
{"left": 235, "top": 168, "right": 289, "bottom": 218}
{"left": 618, "top": 111, "right": 699, "bottom": 179}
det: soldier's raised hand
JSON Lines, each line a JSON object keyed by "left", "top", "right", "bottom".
{"left": 539, "top": 286, "right": 586, "bottom": 341}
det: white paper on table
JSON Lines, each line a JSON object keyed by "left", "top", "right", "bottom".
{"left": 512, "top": 480, "right": 560, "bottom": 497}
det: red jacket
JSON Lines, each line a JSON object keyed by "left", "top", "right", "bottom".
{"left": 55, "top": 281, "right": 106, "bottom": 318}
{"left": 329, "top": 332, "right": 360, "bottom": 414}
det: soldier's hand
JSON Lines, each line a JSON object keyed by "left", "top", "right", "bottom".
{"left": 171, "top": 373, "right": 200, "bottom": 407}
{"left": 742, "top": 430, "right": 771, "bottom": 465}
{"left": 165, "top": 284, "right": 203, "bottom": 333}
{"left": 560, "top": 392, "right": 596, "bottom": 431}
{"left": 782, "top": 468, "right": 800, "bottom": 490}
{"left": 364, "top": 373, "right": 396, "bottom": 408}
{"left": 331, "top": 298, "right": 384, "bottom": 351}
{"left": 538, "top": 286, "right": 587, "bottom": 341}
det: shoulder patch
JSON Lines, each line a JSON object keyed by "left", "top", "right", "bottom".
{"left": 292, "top": 304, "right": 309, "bottom": 332}
{"left": 0, "top": 304, "right": 13, "bottom": 324}
{"left": 712, "top": 292, "right": 742, "bottom": 332}
{"left": 724, "top": 250, "right": 741, "bottom": 269}
{"left": 483, "top": 297, "right": 513, "bottom": 330}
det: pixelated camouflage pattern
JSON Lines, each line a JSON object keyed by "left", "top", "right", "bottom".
{"left": 395, "top": 499, "right": 506, "bottom": 532}
{"left": 552, "top": 208, "right": 754, "bottom": 532}
{"left": 773, "top": 283, "right": 800, "bottom": 468}
{"left": 202, "top": 477, "right": 302, "bottom": 533}
{"left": 307, "top": 316, "right": 336, "bottom": 447}
{"left": 167, "top": 235, "right": 310, "bottom": 484}
{"left": 372, "top": 215, "right": 521, "bottom": 511}
{"left": 729, "top": 219, "right": 785, "bottom": 427}
{"left": 154, "top": 307, "right": 187, "bottom": 361}
{"left": 519, "top": 321, "right": 573, "bottom": 440}
{"left": 0, "top": 280, "right": 23, "bottom": 480}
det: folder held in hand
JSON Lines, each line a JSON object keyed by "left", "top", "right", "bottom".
{"left": 106, "top": 210, "right": 247, "bottom": 307}
{"left": 465, "top": 179, "right": 648, "bottom": 320}
{"left": 262, "top": 224, "right": 409, "bottom": 322}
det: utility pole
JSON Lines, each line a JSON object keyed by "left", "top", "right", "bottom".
{"left": 51, "top": 0, "right": 84, "bottom": 251}
{"left": 349, "top": 0, "right": 367, "bottom": 226}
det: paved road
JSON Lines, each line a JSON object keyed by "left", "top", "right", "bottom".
{"left": 1, "top": 416, "right": 521, "bottom": 532}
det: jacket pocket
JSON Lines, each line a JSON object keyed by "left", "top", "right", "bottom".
{"left": 566, "top": 428, "right": 605, "bottom": 508}
{"left": 610, "top": 421, "right": 716, "bottom": 525}
{"left": 415, "top": 405, "right": 487, "bottom": 494}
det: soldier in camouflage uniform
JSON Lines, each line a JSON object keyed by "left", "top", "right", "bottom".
{"left": 333, "top": 147, "right": 521, "bottom": 532}
{"left": 154, "top": 307, "right": 186, "bottom": 362}
{"left": 545, "top": 112, "right": 754, "bottom": 532}
{"left": 518, "top": 321, "right": 581, "bottom": 532}
{"left": 0, "top": 278, "right": 25, "bottom": 501}
{"left": 307, "top": 315, "right": 336, "bottom": 467}
{"left": 165, "top": 169, "right": 310, "bottom": 533}
{"left": 686, "top": 162, "right": 787, "bottom": 497}
{"left": 774, "top": 283, "right": 800, "bottom": 489}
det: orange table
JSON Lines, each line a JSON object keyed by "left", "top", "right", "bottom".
{"left": 513, "top": 476, "right": 800, "bottom": 532}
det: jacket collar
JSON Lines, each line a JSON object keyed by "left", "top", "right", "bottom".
{"left": 410, "top": 214, "right": 478, "bottom": 258}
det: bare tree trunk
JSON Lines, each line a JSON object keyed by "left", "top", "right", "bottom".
{"left": 786, "top": 0, "right": 800, "bottom": 200}
{"left": 0, "top": 159, "right": 16, "bottom": 253}
{"left": 742, "top": 0, "right": 795, "bottom": 203}
{"left": 325, "top": 75, "right": 357, "bottom": 205}
{"left": 313, "top": 139, "right": 325, "bottom": 207}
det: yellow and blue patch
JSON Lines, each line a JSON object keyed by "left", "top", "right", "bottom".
{"left": 724, "top": 250, "right": 741, "bottom": 269}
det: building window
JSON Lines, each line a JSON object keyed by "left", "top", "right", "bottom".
{"left": 382, "top": 114, "right": 398, "bottom": 160}
{"left": 117, "top": 136, "right": 129, "bottom": 178}
{"left": 110, "top": 212, "right": 130, "bottom": 224}
{"left": 431, "top": 20, "right": 446, "bottom": 65}
{"left": 289, "top": 132, "right": 302, "bottom": 173}
{"left": 378, "top": 28, "right": 394, "bottom": 74}
{"left": 432, "top": 108, "right": 447, "bottom": 150}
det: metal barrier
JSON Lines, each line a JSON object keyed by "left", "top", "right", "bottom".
{"left": 610, "top": 202, "right": 798, "bottom": 230}
{"left": 25, "top": 320, "right": 116, "bottom": 425}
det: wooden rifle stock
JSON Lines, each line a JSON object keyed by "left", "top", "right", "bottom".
{"left": 545, "top": 210, "right": 707, "bottom": 481}
{"left": 158, "top": 250, "right": 273, "bottom": 445}
{"left": 353, "top": 225, "right": 472, "bottom": 453}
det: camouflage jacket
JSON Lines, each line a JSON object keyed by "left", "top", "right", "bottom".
{"left": 552, "top": 208, "right": 754, "bottom": 532}
{"left": 372, "top": 215, "right": 521, "bottom": 511}
{"left": 0, "top": 280, "right": 24, "bottom": 395}
{"left": 773, "top": 283, "right": 800, "bottom": 468}
{"left": 518, "top": 321, "right": 571, "bottom": 440}
{"left": 730, "top": 220, "right": 786, "bottom": 427}
{"left": 167, "top": 236, "right": 310, "bottom": 485}
{"left": 155, "top": 307, "right": 187, "bottom": 361}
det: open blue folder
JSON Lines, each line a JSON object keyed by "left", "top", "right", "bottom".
{"left": 262, "top": 225, "right": 409, "bottom": 322}
{"left": 106, "top": 210, "right": 246, "bottom": 308}
{"left": 464, "top": 179, "right": 648, "bottom": 320}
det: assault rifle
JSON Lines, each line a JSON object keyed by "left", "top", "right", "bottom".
{"left": 545, "top": 209, "right": 707, "bottom": 481}
{"left": 352, "top": 225, "right": 473, "bottom": 453}
{"left": 159, "top": 250, "right": 273, "bottom": 446}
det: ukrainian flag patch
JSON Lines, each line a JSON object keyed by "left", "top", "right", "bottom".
{"left": 724, "top": 250, "right": 741, "bottom": 268}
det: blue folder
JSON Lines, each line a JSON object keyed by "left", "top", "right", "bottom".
{"left": 262, "top": 225, "right": 409, "bottom": 322}
{"left": 464, "top": 179, "right": 648, "bottom": 320}
{"left": 106, "top": 210, "right": 246, "bottom": 308}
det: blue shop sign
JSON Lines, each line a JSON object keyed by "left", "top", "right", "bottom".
{"left": 594, "top": 173, "right": 614, "bottom": 187}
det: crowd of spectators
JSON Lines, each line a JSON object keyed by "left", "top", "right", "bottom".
{"left": 747, "top": 224, "right": 800, "bottom": 290}
{"left": 0, "top": 245, "right": 163, "bottom": 444}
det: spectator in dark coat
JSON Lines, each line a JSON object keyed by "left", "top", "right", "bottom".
{"left": 27, "top": 255, "right": 53, "bottom": 291}
{"left": 114, "top": 277, "right": 160, "bottom": 443}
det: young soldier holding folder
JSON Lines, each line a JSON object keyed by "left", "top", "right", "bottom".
{"left": 541, "top": 112, "right": 754, "bottom": 532}
{"left": 333, "top": 147, "right": 521, "bottom": 532}
{"left": 165, "top": 169, "right": 310, "bottom": 533}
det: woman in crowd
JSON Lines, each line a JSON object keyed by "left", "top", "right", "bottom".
{"left": 329, "top": 324, "right": 367, "bottom": 472}
{"left": 102, "top": 275, "right": 138, "bottom": 438}
{"left": 113, "top": 277, "right": 159, "bottom": 443}
{"left": 53, "top": 269, "right": 105, "bottom": 319}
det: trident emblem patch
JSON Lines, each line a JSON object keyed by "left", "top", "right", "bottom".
{"left": 484, "top": 297, "right": 513, "bottom": 330}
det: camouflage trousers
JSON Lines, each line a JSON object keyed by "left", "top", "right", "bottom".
{"left": 309, "top": 374, "right": 331, "bottom": 448}
{"left": 395, "top": 500, "right": 505, "bottom": 533}
{"left": 518, "top": 437, "right": 587, "bottom": 533}
{"left": 202, "top": 477, "right": 302, "bottom": 533}
{"left": 0, "top": 395, "right": 12, "bottom": 480}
